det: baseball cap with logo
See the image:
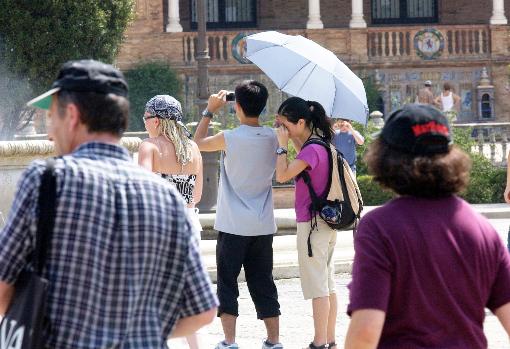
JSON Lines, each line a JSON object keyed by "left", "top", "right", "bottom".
{"left": 27, "top": 59, "right": 128, "bottom": 110}
{"left": 380, "top": 104, "right": 452, "bottom": 155}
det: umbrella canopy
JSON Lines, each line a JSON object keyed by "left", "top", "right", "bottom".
{"left": 245, "top": 31, "right": 369, "bottom": 124}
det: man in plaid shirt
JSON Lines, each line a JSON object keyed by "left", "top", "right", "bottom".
{"left": 0, "top": 60, "right": 217, "bottom": 349}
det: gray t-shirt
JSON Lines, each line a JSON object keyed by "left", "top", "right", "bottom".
{"left": 214, "top": 125, "right": 278, "bottom": 236}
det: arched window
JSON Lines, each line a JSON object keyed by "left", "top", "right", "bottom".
{"left": 191, "top": 0, "right": 256, "bottom": 29}
{"left": 372, "top": 0, "right": 438, "bottom": 24}
{"left": 481, "top": 94, "right": 492, "bottom": 119}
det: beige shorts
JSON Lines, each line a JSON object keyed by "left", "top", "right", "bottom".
{"left": 296, "top": 219, "right": 337, "bottom": 300}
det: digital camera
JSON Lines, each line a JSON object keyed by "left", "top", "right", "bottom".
{"left": 225, "top": 92, "right": 235, "bottom": 101}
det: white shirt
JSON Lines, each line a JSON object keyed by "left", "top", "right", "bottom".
{"left": 441, "top": 92, "right": 454, "bottom": 112}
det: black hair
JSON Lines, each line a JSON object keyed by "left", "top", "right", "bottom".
{"left": 234, "top": 80, "right": 268, "bottom": 118}
{"left": 277, "top": 96, "right": 333, "bottom": 142}
{"left": 365, "top": 138, "right": 471, "bottom": 197}
{"left": 57, "top": 90, "right": 129, "bottom": 137}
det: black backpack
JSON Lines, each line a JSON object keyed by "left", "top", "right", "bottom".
{"left": 298, "top": 137, "right": 363, "bottom": 256}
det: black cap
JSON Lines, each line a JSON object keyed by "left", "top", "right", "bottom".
{"left": 27, "top": 59, "right": 128, "bottom": 110}
{"left": 380, "top": 104, "right": 452, "bottom": 155}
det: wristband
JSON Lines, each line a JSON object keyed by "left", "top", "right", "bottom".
{"left": 201, "top": 108, "right": 214, "bottom": 118}
{"left": 276, "top": 147, "right": 288, "bottom": 155}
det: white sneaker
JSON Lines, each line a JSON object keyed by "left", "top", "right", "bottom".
{"left": 261, "top": 339, "right": 283, "bottom": 349}
{"left": 215, "top": 340, "right": 239, "bottom": 349}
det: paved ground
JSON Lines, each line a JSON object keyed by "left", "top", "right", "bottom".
{"left": 168, "top": 275, "right": 508, "bottom": 349}
{"left": 167, "top": 218, "right": 510, "bottom": 348}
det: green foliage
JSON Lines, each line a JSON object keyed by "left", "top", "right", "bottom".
{"left": 362, "top": 76, "right": 383, "bottom": 113}
{"left": 452, "top": 126, "right": 476, "bottom": 153}
{"left": 124, "top": 61, "right": 182, "bottom": 131}
{"left": 355, "top": 124, "right": 506, "bottom": 205}
{"left": 0, "top": 1, "right": 134, "bottom": 92}
{"left": 352, "top": 121, "right": 379, "bottom": 176}
{"left": 357, "top": 175, "right": 396, "bottom": 205}
{"left": 0, "top": 0, "right": 134, "bottom": 139}
{"left": 452, "top": 126, "right": 506, "bottom": 204}
{"left": 459, "top": 153, "right": 506, "bottom": 204}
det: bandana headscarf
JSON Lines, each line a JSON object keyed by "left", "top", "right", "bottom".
{"left": 145, "top": 95, "right": 190, "bottom": 137}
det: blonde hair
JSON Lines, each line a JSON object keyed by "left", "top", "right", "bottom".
{"left": 158, "top": 118, "right": 192, "bottom": 165}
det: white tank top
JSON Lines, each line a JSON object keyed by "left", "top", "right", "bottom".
{"left": 441, "top": 92, "right": 454, "bottom": 112}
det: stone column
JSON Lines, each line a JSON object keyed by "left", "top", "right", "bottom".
{"left": 490, "top": 0, "right": 508, "bottom": 25}
{"left": 166, "top": 0, "right": 183, "bottom": 32}
{"left": 307, "top": 0, "right": 324, "bottom": 29}
{"left": 349, "top": 0, "right": 367, "bottom": 28}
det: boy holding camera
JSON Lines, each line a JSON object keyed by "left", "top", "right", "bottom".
{"left": 194, "top": 81, "right": 282, "bottom": 349}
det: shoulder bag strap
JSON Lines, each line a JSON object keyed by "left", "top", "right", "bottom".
{"left": 34, "top": 158, "right": 57, "bottom": 275}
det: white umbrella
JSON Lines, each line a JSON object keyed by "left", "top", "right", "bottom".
{"left": 245, "top": 31, "right": 369, "bottom": 124}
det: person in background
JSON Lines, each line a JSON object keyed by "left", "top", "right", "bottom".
{"left": 138, "top": 94, "right": 204, "bottom": 349}
{"left": 275, "top": 97, "right": 338, "bottom": 349}
{"left": 415, "top": 80, "right": 434, "bottom": 105}
{"left": 345, "top": 104, "right": 510, "bottom": 349}
{"left": 194, "top": 81, "right": 282, "bottom": 349}
{"left": 435, "top": 82, "right": 461, "bottom": 122}
{"left": 332, "top": 119, "right": 364, "bottom": 176}
{"left": 0, "top": 60, "right": 217, "bottom": 349}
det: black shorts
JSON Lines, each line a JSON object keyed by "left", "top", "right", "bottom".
{"left": 216, "top": 232, "right": 281, "bottom": 319}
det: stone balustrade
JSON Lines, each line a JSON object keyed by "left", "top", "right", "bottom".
{"left": 454, "top": 122, "right": 510, "bottom": 165}
{"left": 117, "top": 25, "right": 503, "bottom": 71}
{"left": 367, "top": 25, "right": 491, "bottom": 62}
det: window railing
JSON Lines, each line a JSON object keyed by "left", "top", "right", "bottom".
{"left": 190, "top": 0, "right": 256, "bottom": 29}
{"left": 372, "top": 0, "right": 438, "bottom": 25}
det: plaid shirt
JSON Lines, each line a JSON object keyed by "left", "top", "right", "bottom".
{"left": 0, "top": 142, "right": 217, "bottom": 349}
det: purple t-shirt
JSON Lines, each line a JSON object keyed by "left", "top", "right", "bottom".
{"left": 348, "top": 195, "right": 510, "bottom": 348}
{"left": 295, "top": 144, "right": 329, "bottom": 222}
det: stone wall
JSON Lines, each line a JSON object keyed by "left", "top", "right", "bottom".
{"left": 0, "top": 138, "right": 142, "bottom": 222}
{"left": 492, "top": 63, "right": 510, "bottom": 122}
{"left": 179, "top": 71, "right": 288, "bottom": 123}
{"left": 374, "top": 65, "right": 506, "bottom": 122}
{"left": 128, "top": 0, "right": 164, "bottom": 34}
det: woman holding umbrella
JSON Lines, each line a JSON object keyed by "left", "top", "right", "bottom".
{"left": 275, "top": 97, "right": 338, "bottom": 349}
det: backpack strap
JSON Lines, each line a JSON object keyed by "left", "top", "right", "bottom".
{"left": 298, "top": 137, "right": 333, "bottom": 199}
{"left": 297, "top": 137, "right": 333, "bottom": 257}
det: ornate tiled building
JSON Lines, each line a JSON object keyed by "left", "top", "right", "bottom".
{"left": 117, "top": 0, "right": 510, "bottom": 122}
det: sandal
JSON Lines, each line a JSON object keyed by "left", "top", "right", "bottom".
{"left": 306, "top": 342, "right": 327, "bottom": 349}
{"left": 328, "top": 342, "right": 337, "bottom": 348}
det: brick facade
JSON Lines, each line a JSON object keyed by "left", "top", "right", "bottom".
{"left": 173, "top": 0, "right": 510, "bottom": 29}
{"left": 118, "top": 0, "right": 510, "bottom": 124}
{"left": 440, "top": 0, "right": 491, "bottom": 25}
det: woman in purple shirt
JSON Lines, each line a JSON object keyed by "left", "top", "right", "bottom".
{"left": 275, "top": 97, "right": 338, "bottom": 349}
{"left": 345, "top": 104, "right": 510, "bottom": 348}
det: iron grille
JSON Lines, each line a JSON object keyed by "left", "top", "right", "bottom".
{"left": 190, "top": 0, "right": 256, "bottom": 29}
{"left": 372, "top": 0, "right": 438, "bottom": 24}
